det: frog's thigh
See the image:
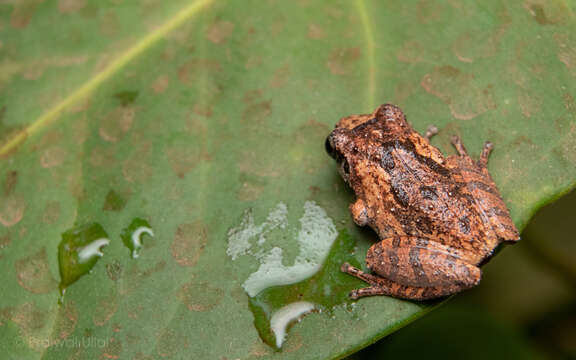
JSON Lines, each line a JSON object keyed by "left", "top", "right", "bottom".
{"left": 366, "top": 236, "right": 481, "bottom": 289}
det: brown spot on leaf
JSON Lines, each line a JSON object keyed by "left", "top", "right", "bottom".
{"left": 206, "top": 20, "right": 235, "bottom": 44}
{"left": 42, "top": 201, "right": 61, "bottom": 224}
{"left": 193, "top": 103, "right": 213, "bottom": 117}
{"left": 453, "top": 7, "right": 509, "bottom": 63}
{"left": 242, "top": 100, "right": 272, "bottom": 125}
{"left": 52, "top": 300, "right": 78, "bottom": 343}
{"left": 0, "top": 233, "right": 11, "bottom": 250}
{"left": 58, "top": 0, "right": 86, "bottom": 13}
{"left": 106, "top": 261, "right": 123, "bottom": 281}
{"left": 171, "top": 222, "right": 207, "bottom": 267}
{"left": 554, "top": 33, "right": 576, "bottom": 76}
{"left": 100, "top": 337, "right": 122, "bottom": 360}
{"left": 524, "top": 1, "right": 568, "bottom": 25}
{"left": 0, "top": 300, "right": 75, "bottom": 349}
{"left": 165, "top": 145, "right": 201, "bottom": 178}
{"left": 157, "top": 329, "right": 189, "bottom": 358}
{"left": 178, "top": 59, "right": 221, "bottom": 83}
{"left": 270, "top": 64, "right": 291, "bottom": 88}
{"left": 397, "top": 41, "right": 427, "bottom": 64}
{"left": 15, "top": 248, "right": 57, "bottom": 293}
{"left": 243, "top": 89, "right": 263, "bottom": 104}
{"left": 151, "top": 75, "right": 169, "bottom": 94}
{"left": 4, "top": 170, "right": 18, "bottom": 195}
{"left": 90, "top": 145, "right": 116, "bottom": 167}
{"left": 327, "top": 47, "right": 361, "bottom": 75}
{"left": 250, "top": 339, "right": 274, "bottom": 357}
{"left": 10, "top": 0, "right": 43, "bottom": 29}
{"left": 245, "top": 55, "right": 263, "bottom": 70}
{"left": 452, "top": 32, "right": 499, "bottom": 63}
{"left": 421, "top": 65, "right": 496, "bottom": 120}
{"left": 563, "top": 92, "right": 576, "bottom": 115}
{"left": 393, "top": 80, "right": 418, "bottom": 104}
{"left": 517, "top": 89, "right": 542, "bottom": 118}
{"left": 123, "top": 144, "right": 152, "bottom": 183}
{"left": 1, "top": 302, "right": 46, "bottom": 349}
{"left": 40, "top": 146, "right": 66, "bottom": 168}
{"left": 99, "top": 106, "right": 136, "bottom": 142}
{"left": 100, "top": 11, "right": 119, "bottom": 37}
{"left": 416, "top": 0, "right": 443, "bottom": 23}
{"left": 176, "top": 280, "right": 223, "bottom": 312}
{"left": 307, "top": 24, "right": 325, "bottom": 39}
{"left": 93, "top": 294, "right": 118, "bottom": 326}
{"left": 238, "top": 150, "right": 282, "bottom": 177}
{"left": 236, "top": 181, "right": 265, "bottom": 201}
{"left": 0, "top": 194, "right": 25, "bottom": 227}
{"left": 102, "top": 189, "right": 127, "bottom": 212}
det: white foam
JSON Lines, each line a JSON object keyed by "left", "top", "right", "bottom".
{"left": 242, "top": 201, "right": 337, "bottom": 296}
{"left": 131, "top": 226, "right": 154, "bottom": 258}
{"left": 270, "top": 301, "right": 316, "bottom": 348}
{"left": 226, "top": 203, "right": 287, "bottom": 260}
{"left": 77, "top": 238, "right": 110, "bottom": 263}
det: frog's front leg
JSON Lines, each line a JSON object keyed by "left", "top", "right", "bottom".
{"left": 342, "top": 236, "right": 482, "bottom": 300}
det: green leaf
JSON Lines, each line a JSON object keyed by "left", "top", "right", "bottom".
{"left": 1, "top": 0, "right": 575, "bottom": 359}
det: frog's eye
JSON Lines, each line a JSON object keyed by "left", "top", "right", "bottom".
{"left": 325, "top": 136, "right": 336, "bottom": 158}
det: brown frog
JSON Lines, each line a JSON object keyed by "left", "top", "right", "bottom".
{"left": 325, "top": 104, "right": 519, "bottom": 300}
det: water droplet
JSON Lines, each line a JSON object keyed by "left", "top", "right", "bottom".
{"left": 121, "top": 218, "right": 154, "bottom": 259}
{"left": 58, "top": 223, "right": 110, "bottom": 302}
{"left": 228, "top": 201, "right": 361, "bottom": 349}
{"left": 270, "top": 301, "right": 316, "bottom": 348}
{"left": 247, "top": 230, "right": 359, "bottom": 349}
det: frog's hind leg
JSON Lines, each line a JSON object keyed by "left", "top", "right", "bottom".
{"left": 450, "top": 135, "right": 469, "bottom": 157}
{"left": 362, "top": 236, "right": 482, "bottom": 300}
{"left": 478, "top": 141, "right": 493, "bottom": 167}
{"left": 341, "top": 262, "right": 459, "bottom": 300}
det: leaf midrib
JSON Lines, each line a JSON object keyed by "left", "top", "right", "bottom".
{"left": 0, "top": 0, "right": 215, "bottom": 158}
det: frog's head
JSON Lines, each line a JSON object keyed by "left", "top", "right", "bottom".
{"left": 326, "top": 104, "right": 410, "bottom": 183}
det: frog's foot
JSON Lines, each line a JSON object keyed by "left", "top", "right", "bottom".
{"left": 424, "top": 125, "right": 438, "bottom": 141}
{"left": 478, "top": 141, "right": 493, "bottom": 167}
{"left": 341, "top": 263, "right": 394, "bottom": 299}
{"left": 350, "top": 199, "right": 368, "bottom": 226}
{"left": 450, "top": 135, "right": 469, "bottom": 157}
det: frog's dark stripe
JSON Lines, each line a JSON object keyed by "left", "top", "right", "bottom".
{"left": 351, "top": 117, "right": 378, "bottom": 132}
{"left": 467, "top": 181, "right": 498, "bottom": 195}
{"left": 387, "top": 248, "right": 399, "bottom": 279}
{"left": 415, "top": 216, "right": 433, "bottom": 234}
{"left": 409, "top": 247, "right": 429, "bottom": 286}
{"left": 390, "top": 180, "right": 410, "bottom": 208}
{"left": 419, "top": 185, "right": 438, "bottom": 201}
{"left": 458, "top": 216, "right": 471, "bottom": 234}
{"left": 391, "top": 139, "right": 451, "bottom": 178}
{"left": 380, "top": 148, "right": 395, "bottom": 170}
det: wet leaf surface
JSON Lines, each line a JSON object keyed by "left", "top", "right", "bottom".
{"left": 0, "top": 1, "right": 575, "bottom": 358}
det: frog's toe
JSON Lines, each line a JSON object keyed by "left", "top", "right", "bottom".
{"left": 349, "top": 289, "right": 360, "bottom": 300}
{"left": 424, "top": 125, "right": 438, "bottom": 140}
